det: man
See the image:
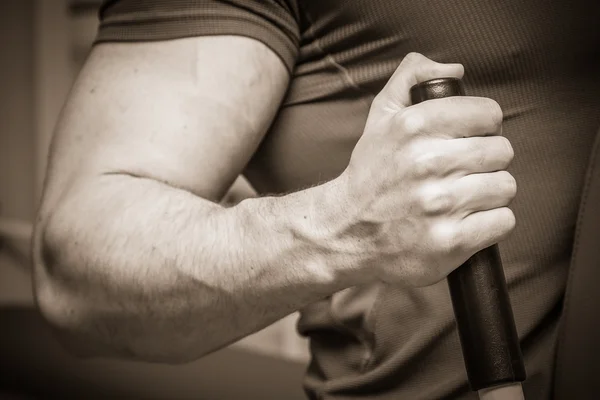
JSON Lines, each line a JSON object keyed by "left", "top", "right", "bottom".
{"left": 32, "top": 1, "right": 600, "bottom": 399}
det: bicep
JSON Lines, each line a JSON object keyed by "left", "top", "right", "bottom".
{"left": 43, "top": 35, "right": 289, "bottom": 208}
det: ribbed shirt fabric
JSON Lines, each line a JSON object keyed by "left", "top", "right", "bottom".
{"left": 95, "top": 1, "right": 600, "bottom": 399}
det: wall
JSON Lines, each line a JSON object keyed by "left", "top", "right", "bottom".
{"left": 0, "top": 0, "right": 36, "bottom": 305}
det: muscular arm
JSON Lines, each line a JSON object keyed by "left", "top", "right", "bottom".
{"left": 34, "top": 42, "right": 512, "bottom": 363}
{"left": 34, "top": 36, "right": 356, "bottom": 362}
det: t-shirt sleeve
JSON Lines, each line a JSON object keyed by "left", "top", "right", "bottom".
{"left": 95, "top": 0, "right": 300, "bottom": 74}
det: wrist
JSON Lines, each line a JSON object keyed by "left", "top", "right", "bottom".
{"left": 291, "top": 173, "right": 375, "bottom": 287}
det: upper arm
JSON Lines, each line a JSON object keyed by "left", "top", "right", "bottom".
{"left": 42, "top": 35, "right": 290, "bottom": 211}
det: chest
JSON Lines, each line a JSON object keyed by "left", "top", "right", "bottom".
{"left": 246, "top": 0, "right": 600, "bottom": 193}
{"left": 296, "top": 0, "right": 600, "bottom": 86}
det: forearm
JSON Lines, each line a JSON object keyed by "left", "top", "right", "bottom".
{"left": 34, "top": 172, "right": 359, "bottom": 362}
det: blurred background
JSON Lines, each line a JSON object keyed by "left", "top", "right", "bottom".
{"left": 0, "top": 1, "right": 309, "bottom": 398}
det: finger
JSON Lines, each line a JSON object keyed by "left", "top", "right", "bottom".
{"left": 396, "top": 96, "right": 503, "bottom": 139}
{"left": 437, "top": 136, "right": 514, "bottom": 176}
{"left": 457, "top": 207, "right": 516, "bottom": 254}
{"left": 375, "top": 52, "right": 464, "bottom": 111}
{"left": 451, "top": 171, "right": 517, "bottom": 216}
{"left": 407, "top": 136, "right": 514, "bottom": 181}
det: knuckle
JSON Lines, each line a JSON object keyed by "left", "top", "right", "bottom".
{"left": 502, "top": 208, "right": 517, "bottom": 231}
{"left": 370, "top": 93, "right": 384, "bottom": 109}
{"left": 410, "top": 148, "right": 443, "bottom": 178}
{"left": 473, "top": 145, "right": 488, "bottom": 167}
{"left": 371, "top": 93, "right": 390, "bottom": 112}
{"left": 402, "top": 52, "right": 426, "bottom": 66}
{"left": 500, "top": 136, "right": 515, "bottom": 162}
{"left": 502, "top": 172, "right": 518, "bottom": 198}
{"left": 494, "top": 207, "right": 516, "bottom": 241}
{"left": 431, "top": 223, "right": 463, "bottom": 254}
{"left": 465, "top": 139, "right": 486, "bottom": 166}
{"left": 396, "top": 108, "right": 426, "bottom": 135}
{"left": 485, "top": 98, "right": 504, "bottom": 128}
{"left": 418, "top": 184, "right": 453, "bottom": 214}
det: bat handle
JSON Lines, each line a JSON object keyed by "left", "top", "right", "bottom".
{"left": 410, "top": 78, "right": 526, "bottom": 394}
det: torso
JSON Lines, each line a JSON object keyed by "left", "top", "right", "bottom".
{"left": 245, "top": 1, "right": 600, "bottom": 398}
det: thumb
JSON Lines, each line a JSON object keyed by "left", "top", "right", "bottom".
{"left": 376, "top": 52, "right": 464, "bottom": 111}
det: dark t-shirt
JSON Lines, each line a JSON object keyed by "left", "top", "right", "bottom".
{"left": 96, "top": 1, "right": 600, "bottom": 399}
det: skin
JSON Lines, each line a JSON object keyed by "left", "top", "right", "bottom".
{"left": 32, "top": 36, "right": 516, "bottom": 363}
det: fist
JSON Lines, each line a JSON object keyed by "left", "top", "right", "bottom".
{"left": 338, "top": 53, "right": 516, "bottom": 287}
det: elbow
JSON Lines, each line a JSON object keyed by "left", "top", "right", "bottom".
{"left": 36, "top": 283, "right": 203, "bottom": 364}
{"left": 32, "top": 208, "right": 207, "bottom": 365}
{"left": 32, "top": 212, "right": 102, "bottom": 360}
{"left": 34, "top": 281, "right": 99, "bottom": 361}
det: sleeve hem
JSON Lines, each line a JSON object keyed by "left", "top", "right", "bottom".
{"left": 95, "top": 14, "right": 298, "bottom": 75}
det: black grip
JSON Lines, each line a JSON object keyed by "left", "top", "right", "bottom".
{"left": 410, "top": 78, "right": 526, "bottom": 391}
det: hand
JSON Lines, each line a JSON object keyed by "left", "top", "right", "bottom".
{"left": 339, "top": 53, "right": 516, "bottom": 287}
